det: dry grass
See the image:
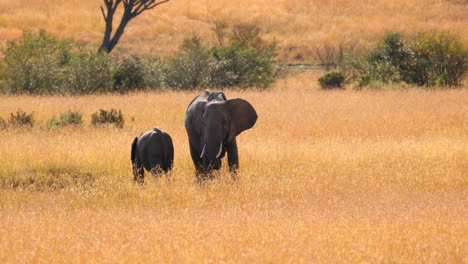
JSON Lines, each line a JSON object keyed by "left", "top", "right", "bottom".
{"left": 0, "top": 88, "right": 467, "bottom": 262}
{"left": 0, "top": 0, "right": 467, "bottom": 61}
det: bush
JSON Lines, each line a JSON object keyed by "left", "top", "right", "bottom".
{"left": 163, "top": 25, "right": 280, "bottom": 90}
{"left": 410, "top": 31, "right": 468, "bottom": 87}
{"left": 143, "top": 58, "right": 165, "bottom": 89}
{"left": 65, "top": 50, "right": 113, "bottom": 94}
{"left": 318, "top": 71, "right": 346, "bottom": 89}
{"left": 0, "top": 27, "right": 282, "bottom": 94}
{"left": 91, "top": 109, "right": 124, "bottom": 128}
{"left": 346, "top": 31, "right": 468, "bottom": 88}
{"left": 366, "top": 32, "right": 413, "bottom": 83}
{"left": 47, "top": 111, "right": 83, "bottom": 128}
{"left": 2, "top": 30, "right": 72, "bottom": 94}
{"left": 211, "top": 42, "right": 280, "bottom": 88}
{"left": 314, "top": 41, "right": 359, "bottom": 71}
{"left": 8, "top": 109, "right": 34, "bottom": 127}
{"left": 112, "top": 55, "right": 146, "bottom": 92}
{"left": 163, "top": 36, "right": 213, "bottom": 89}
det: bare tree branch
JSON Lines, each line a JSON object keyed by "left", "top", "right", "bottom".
{"left": 98, "top": 0, "right": 171, "bottom": 53}
{"left": 100, "top": 6, "right": 107, "bottom": 20}
{"left": 133, "top": 0, "right": 171, "bottom": 16}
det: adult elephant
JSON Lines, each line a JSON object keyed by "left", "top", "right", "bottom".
{"left": 185, "top": 90, "right": 258, "bottom": 180}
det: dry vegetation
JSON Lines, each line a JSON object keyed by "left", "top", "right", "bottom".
{"left": 0, "top": 0, "right": 467, "bottom": 262}
{"left": 0, "top": 88, "right": 467, "bottom": 262}
{"left": 0, "top": 0, "right": 467, "bottom": 61}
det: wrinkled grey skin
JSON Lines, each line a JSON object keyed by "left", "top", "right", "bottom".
{"left": 131, "top": 127, "right": 174, "bottom": 183}
{"left": 185, "top": 90, "right": 258, "bottom": 180}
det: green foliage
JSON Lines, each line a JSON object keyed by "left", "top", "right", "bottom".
{"left": 2, "top": 30, "right": 72, "bottom": 94}
{"left": 410, "top": 31, "right": 468, "bottom": 87}
{"left": 65, "top": 50, "right": 113, "bottom": 94}
{"left": 0, "top": 27, "right": 281, "bottom": 94}
{"left": 346, "top": 31, "right": 468, "bottom": 88}
{"left": 8, "top": 109, "right": 34, "bottom": 127}
{"left": 163, "top": 36, "right": 213, "bottom": 89}
{"left": 211, "top": 41, "right": 280, "bottom": 88}
{"left": 112, "top": 55, "right": 146, "bottom": 92}
{"left": 47, "top": 111, "right": 83, "bottom": 129}
{"left": 367, "top": 32, "right": 413, "bottom": 83}
{"left": 161, "top": 27, "right": 280, "bottom": 90}
{"left": 318, "top": 71, "right": 346, "bottom": 89}
{"left": 143, "top": 58, "right": 165, "bottom": 89}
{"left": 91, "top": 109, "right": 124, "bottom": 128}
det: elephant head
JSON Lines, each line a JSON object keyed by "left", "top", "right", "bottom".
{"left": 199, "top": 98, "right": 257, "bottom": 170}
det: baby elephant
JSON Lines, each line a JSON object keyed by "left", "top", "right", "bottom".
{"left": 131, "top": 127, "right": 174, "bottom": 183}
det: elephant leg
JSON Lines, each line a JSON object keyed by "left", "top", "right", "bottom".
{"left": 162, "top": 159, "right": 173, "bottom": 180}
{"left": 133, "top": 160, "right": 144, "bottom": 184}
{"left": 227, "top": 139, "right": 239, "bottom": 180}
{"left": 162, "top": 134, "right": 174, "bottom": 176}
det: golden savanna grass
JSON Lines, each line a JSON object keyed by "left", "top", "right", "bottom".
{"left": 0, "top": 0, "right": 467, "bottom": 61}
{"left": 0, "top": 89, "right": 467, "bottom": 262}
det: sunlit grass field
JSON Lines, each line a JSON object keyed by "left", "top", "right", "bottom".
{"left": 0, "top": 0, "right": 467, "bottom": 61}
{"left": 0, "top": 88, "right": 467, "bottom": 262}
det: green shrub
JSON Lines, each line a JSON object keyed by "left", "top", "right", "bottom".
{"left": 163, "top": 27, "right": 280, "bottom": 90}
{"left": 367, "top": 33, "right": 413, "bottom": 83}
{"left": 346, "top": 31, "right": 468, "bottom": 88}
{"left": 143, "top": 58, "right": 165, "bottom": 89}
{"left": 8, "top": 109, "right": 34, "bottom": 127}
{"left": 2, "top": 30, "right": 72, "bottom": 94}
{"left": 318, "top": 71, "right": 346, "bottom": 89}
{"left": 410, "top": 31, "right": 468, "bottom": 87}
{"left": 0, "top": 27, "right": 282, "bottom": 93}
{"left": 211, "top": 42, "right": 280, "bottom": 88}
{"left": 47, "top": 111, "right": 83, "bottom": 128}
{"left": 163, "top": 36, "right": 213, "bottom": 89}
{"left": 65, "top": 50, "right": 113, "bottom": 94}
{"left": 112, "top": 55, "right": 146, "bottom": 92}
{"left": 91, "top": 109, "right": 124, "bottom": 128}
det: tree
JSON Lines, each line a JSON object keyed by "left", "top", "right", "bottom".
{"left": 99, "top": 0, "right": 171, "bottom": 53}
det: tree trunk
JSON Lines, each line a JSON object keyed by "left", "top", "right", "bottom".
{"left": 98, "top": 12, "right": 114, "bottom": 53}
{"left": 105, "top": 14, "right": 131, "bottom": 53}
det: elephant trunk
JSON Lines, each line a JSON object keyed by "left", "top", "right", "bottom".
{"left": 200, "top": 141, "right": 223, "bottom": 171}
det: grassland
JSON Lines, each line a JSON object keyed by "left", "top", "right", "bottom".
{"left": 0, "top": 1, "right": 467, "bottom": 261}
{"left": 0, "top": 0, "right": 467, "bottom": 61}
{"left": 0, "top": 88, "right": 467, "bottom": 262}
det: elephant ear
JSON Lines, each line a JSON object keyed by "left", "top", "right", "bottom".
{"left": 226, "top": 98, "right": 258, "bottom": 142}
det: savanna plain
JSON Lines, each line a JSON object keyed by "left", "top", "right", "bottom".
{"left": 1, "top": 0, "right": 468, "bottom": 262}
{"left": 1, "top": 89, "right": 467, "bottom": 263}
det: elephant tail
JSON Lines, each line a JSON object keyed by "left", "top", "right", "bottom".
{"left": 131, "top": 137, "right": 138, "bottom": 163}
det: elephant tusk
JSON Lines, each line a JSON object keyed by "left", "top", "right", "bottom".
{"left": 200, "top": 144, "right": 206, "bottom": 158}
{"left": 216, "top": 142, "right": 223, "bottom": 158}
